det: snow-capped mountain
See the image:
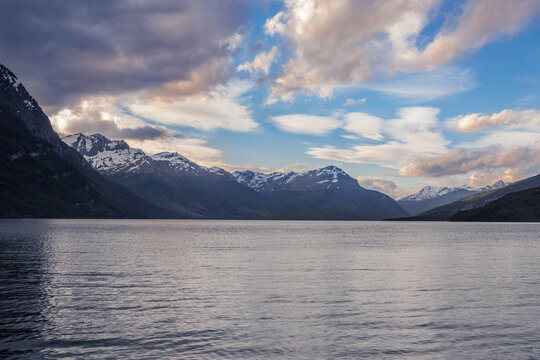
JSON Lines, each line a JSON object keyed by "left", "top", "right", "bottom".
{"left": 400, "top": 185, "right": 475, "bottom": 202}
{"left": 233, "top": 165, "right": 408, "bottom": 219}
{"left": 62, "top": 133, "right": 265, "bottom": 218}
{"left": 62, "top": 133, "right": 146, "bottom": 174}
{"left": 398, "top": 181, "right": 510, "bottom": 216}
{"left": 0, "top": 62, "right": 175, "bottom": 219}
{"left": 63, "top": 133, "right": 407, "bottom": 219}
{"left": 233, "top": 170, "right": 299, "bottom": 192}
{"left": 233, "top": 166, "right": 350, "bottom": 193}
{"left": 478, "top": 180, "right": 508, "bottom": 192}
{"left": 0, "top": 63, "right": 58, "bottom": 144}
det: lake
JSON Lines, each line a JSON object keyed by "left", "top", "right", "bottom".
{"left": 1, "top": 220, "right": 539, "bottom": 359}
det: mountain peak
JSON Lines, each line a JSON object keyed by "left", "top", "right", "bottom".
{"left": 0, "top": 63, "right": 21, "bottom": 91}
{"left": 62, "top": 133, "right": 145, "bottom": 173}
{"left": 0, "top": 62, "right": 58, "bottom": 144}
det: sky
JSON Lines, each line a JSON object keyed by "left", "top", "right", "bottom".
{"left": 1, "top": 0, "right": 540, "bottom": 198}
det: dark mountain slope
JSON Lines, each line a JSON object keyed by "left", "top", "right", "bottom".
{"left": 451, "top": 186, "right": 540, "bottom": 222}
{"left": 234, "top": 167, "right": 408, "bottom": 220}
{"left": 397, "top": 181, "right": 509, "bottom": 216}
{"left": 398, "top": 188, "right": 475, "bottom": 216}
{"left": 63, "top": 134, "right": 270, "bottom": 219}
{"left": 394, "top": 174, "right": 540, "bottom": 221}
{"left": 0, "top": 62, "right": 178, "bottom": 218}
{"left": 0, "top": 103, "right": 122, "bottom": 218}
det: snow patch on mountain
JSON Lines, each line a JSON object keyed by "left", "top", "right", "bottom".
{"left": 0, "top": 64, "right": 21, "bottom": 92}
{"left": 233, "top": 166, "right": 351, "bottom": 192}
{"left": 233, "top": 171, "right": 299, "bottom": 191}
{"left": 62, "top": 133, "right": 146, "bottom": 173}
{"left": 150, "top": 152, "right": 199, "bottom": 172}
{"left": 400, "top": 181, "right": 510, "bottom": 202}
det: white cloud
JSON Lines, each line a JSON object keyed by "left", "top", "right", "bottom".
{"left": 341, "top": 134, "right": 359, "bottom": 140}
{"left": 270, "top": 114, "right": 342, "bottom": 135}
{"left": 127, "top": 137, "right": 222, "bottom": 165}
{"left": 357, "top": 176, "right": 407, "bottom": 199}
{"left": 465, "top": 168, "right": 520, "bottom": 189}
{"left": 344, "top": 97, "right": 366, "bottom": 106}
{"left": 448, "top": 109, "right": 540, "bottom": 132}
{"left": 307, "top": 107, "right": 449, "bottom": 169}
{"left": 342, "top": 113, "right": 383, "bottom": 141}
{"left": 264, "top": 11, "right": 287, "bottom": 36}
{"left": 416, "top": 0, "right": 540, "bottom": 70}
{"left": 459, "top": 131, "right": 540, "bottom": 149}
{"left": 49, "top": 96, "right": 170, "bottom": 140}
{"left": 398, "top": 143, "right": 540, "bottom": 178}
{"left": 129, "top": 81, "right": 259, "bottom": 132}
{"left": 237, "top": 47, "right": 279, "bottom": 74}
{"left": 49, "top": 96, "right": 226, "bottom": 166}
{"left": 265, "top": 0, "right": 539, "bottom": 101}
{"left": 361, "top": 67, "right": 476, "bottom": 101}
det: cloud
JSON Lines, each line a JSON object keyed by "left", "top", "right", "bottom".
{"left": 128, "top": 81, "right": 259, "bottom": 132}
{"left": 448, "top": 109, "right": 540, "bottom": 132}
{"left": 49, "top": 95, "right": 224, "bottom": 166}
{"left": 466, "top": 168, "right": 519, "bottom": 188}
{"left": 0, "top": 0, "right": 250, "bottom": 108}
{"left": 221, "top": 162, "right": 309, "bottom": 174}
{"left": 357, "top": 176, "right": 406, "bottom": 199}
{"left": 50, "top": 97, "right": 169, "bottom": 140}
{"left": 344, "top": 97, "right": 366, "bottom": 106}
{"left": 416, "top": 0, "right": 540, "bottom": 70}
{"left": 342, "top": 113, "right": 383, "bottom": 141}
{"left": 270, "top": 114, "right": 342, "bottom": 135}
{"left": 127, "top": 137, "right": 222, "bottom": 165}
{"left": 398, "top": 143, "right": 540, "bottom": 178}
{"left": 307, "top": 107, "right": 449, "bottom": 168}
{"left": 459, "top": 131, "right": 540, "bottom": 149}
{"left": 152, "top": 57, "right": 230, "bottom": 101}
{"left": 361, "top": 67, "right": 476, "bottom": 101}
{"left": 237, "top": 46, "right": 279, "bottom": 74}
{"left": 265, "top": 0, "right": 539, "bottom": 101}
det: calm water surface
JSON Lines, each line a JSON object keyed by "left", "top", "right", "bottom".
{"left": 1, "top": 220, "right": 539, "bottom": 359}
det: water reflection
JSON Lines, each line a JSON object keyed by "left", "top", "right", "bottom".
{"left": 0, "top": 220, "right": 55, "bottom": 357}
{"left": 0, "top": 220, "right": 539, "bottom": 359}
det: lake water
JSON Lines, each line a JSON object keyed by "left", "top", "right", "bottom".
{"left": 1, "top": 220, "right": 539, "bottom": 359}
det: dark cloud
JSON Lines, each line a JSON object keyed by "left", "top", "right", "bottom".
{"left": 0, "top": 0, "right": 250, "bottom": 108}
{"left": 58, "top": 115, "right": 170, "bottom": 141}
{"left": 52, "top": 98, "right": 172, "bottom": 141}
{"left": 398, "top": 145, "right": 540, "bottom": 178}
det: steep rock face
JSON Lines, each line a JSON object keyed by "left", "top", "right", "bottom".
{"left": 0, "top": 103, "right": 123, "bottom": 218}
{"left": 63, "top": 134, "right": 269, "bottom": 219}
{"left": 234, "top": 166, "right": 408, "bottom": 220}
{"left": 0, "top": 64, "right": 58, "bottom": 144}
{"left": 0, "top": 62, "right": 178, "bottom": 219}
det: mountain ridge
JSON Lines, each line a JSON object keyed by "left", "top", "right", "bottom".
{"left": 63, "top": 133, "right": 409, "bottom": 220}
{"left": 397, "top": 181, "right": 510, "bottom": 215}
{"left": 0, "top": 62, "right": 180, "bottom": 219}
{"left": 393, "top": 174, "right": 540, "bottom": 221}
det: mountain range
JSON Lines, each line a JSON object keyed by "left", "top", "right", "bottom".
{"left": 2, "top": 61, "right": 538, "bottom": 221}
{"left": 393, "top": 174, "right": 540, "bottom": 221}
{"left": 451, "top": 185, "right": 540, "bottom": 222}
{"left": 397, "top": 181, "right": 509, "bottom": 216}
{"left": 0, "top": 63, "right": 175, "bottom": 218}
{"left": 61, "top": 133, "right": 408, "bottom": 220}
{"left": 0, "top": 60, "right": 409, "bottom": 220}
